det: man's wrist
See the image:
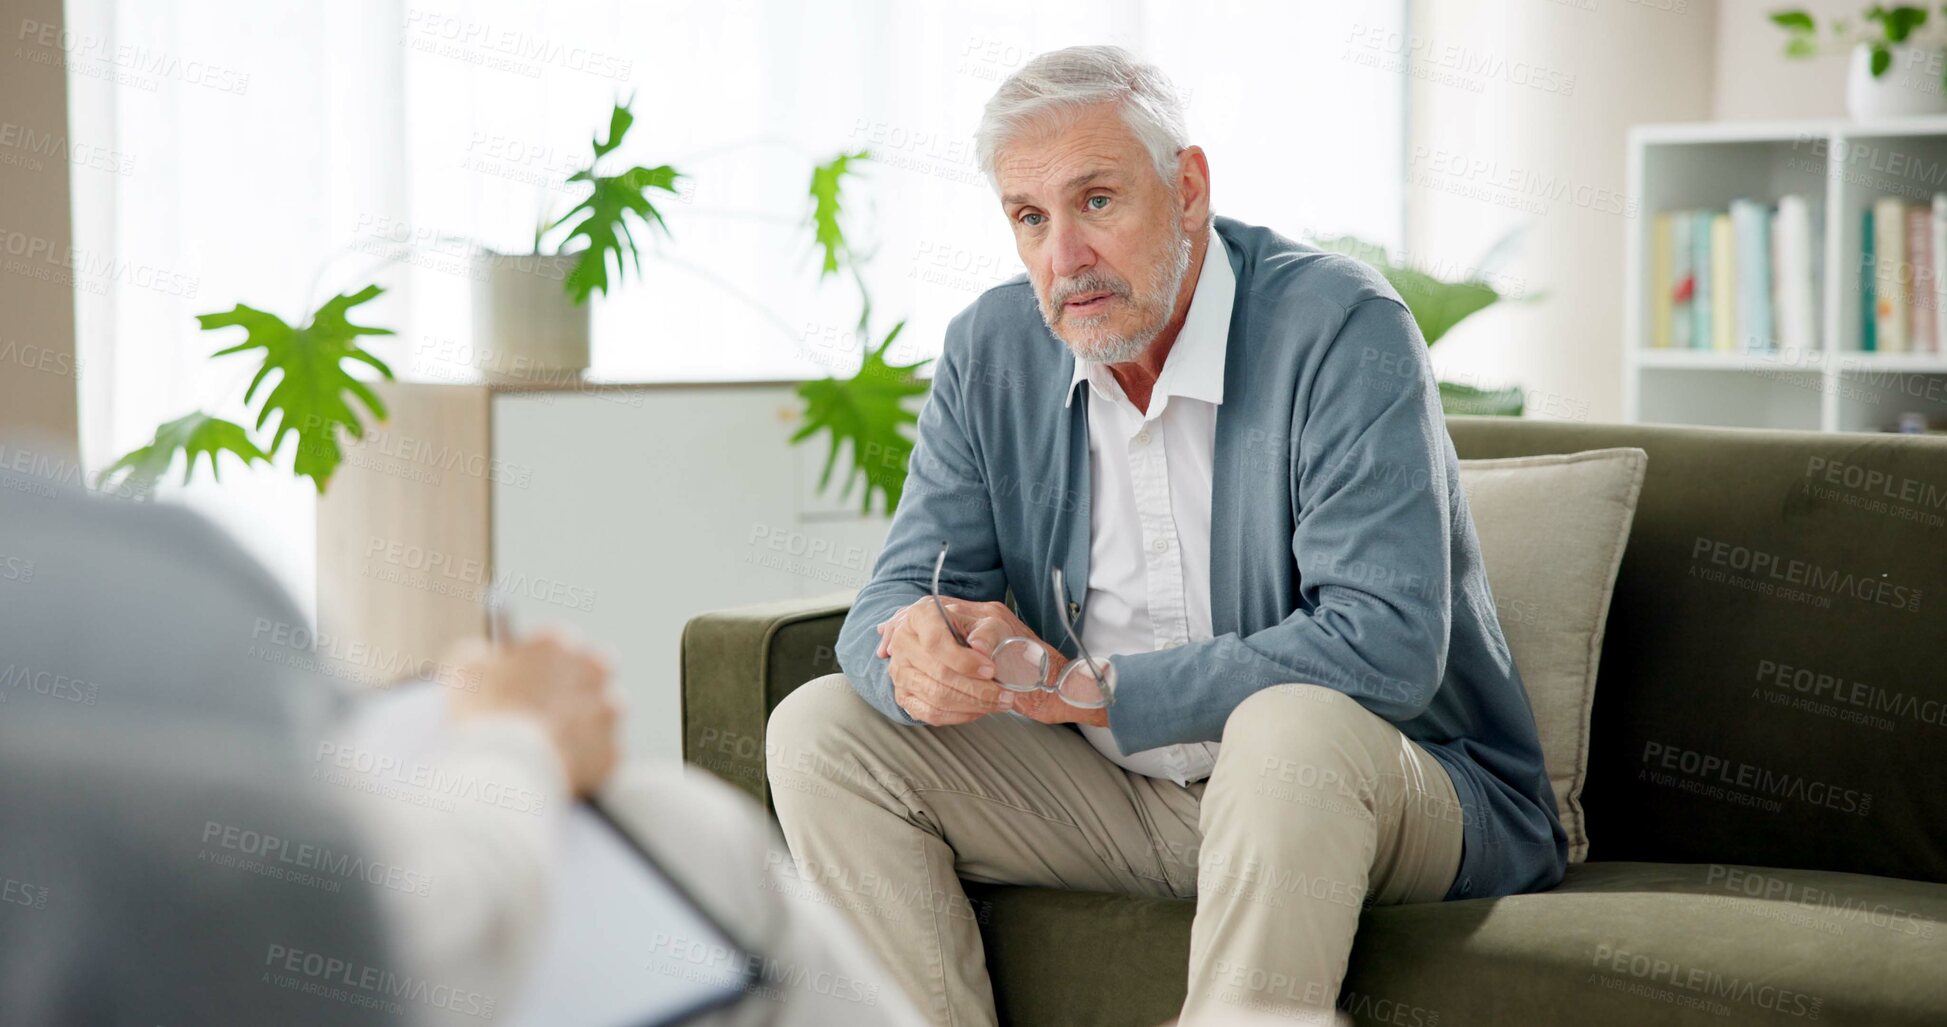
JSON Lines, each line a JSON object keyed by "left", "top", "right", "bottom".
{"left": 1044, "top": 649, "right": 1112, "bottom": 727}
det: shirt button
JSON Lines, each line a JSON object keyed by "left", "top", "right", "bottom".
{"left": 1151, "top": 539, "right": 1168, "bottom": 552}
{"left": 1135, "top": 431, "right": 1152, "bottom": 446}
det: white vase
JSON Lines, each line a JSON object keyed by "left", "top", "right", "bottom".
{"left": 1847, "top": 43, "right": 1947, "bottom": 120}
{"left": 469, "top": 252, "right": 591, "bottom": 385}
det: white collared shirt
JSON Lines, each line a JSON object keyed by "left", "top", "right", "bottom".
{"left": 1067, "top": 227, "right": 1233, "bottom": 786}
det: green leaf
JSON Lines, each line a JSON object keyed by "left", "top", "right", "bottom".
{"left": 1393, "top": 272, "right": 1501, "bottom": 347}
{"left": 548, "top": 100, "right": 684, "bottom": 303}
{"left": 202, "top": 284, "right": 395, "bottom": 493}
{"left": 1314, "top": 235, "right": 1506, "bottom": 346}
{"left": 1873, "top": 42, "right": 1894, "bottom": 76}
{"left": 809, "top": 150, "right": 871, "bottom": 278}
{"left": 791, "top": 321, "right": 931, "bottom": 514}
{"left": 593, "top": 102, "right": 633, "bottom": 160}
{"left": 1313, "top": 234, "right": 1391, "bottom": 268}
{"left": 1438, "top": 381, "right": 1525, "bottom": 417}
{"left": 1785, "top": 35, "right": 1819, "bottom": 57}
{"left": 1882, "top": 5, "right": 1927, "bottom": 41}
{"left": 1769, "top": 10, "right": 1816, "bottom": 32}
{"left": 96, "top": 412, "right": 269, "bottom": 494}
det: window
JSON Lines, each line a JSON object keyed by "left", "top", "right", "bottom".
{"left": 67, "top": 0, "right": 1406, "bottom": 608}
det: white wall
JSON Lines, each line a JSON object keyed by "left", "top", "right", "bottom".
{"left": 1714, "top": 0, "right": 1853, "bottom": 120}
{"left": 492, "top": 387, "right": 890, "bottom": 762}
{"left": 1405, "top": 0, "right": 1720, "bottom": 423}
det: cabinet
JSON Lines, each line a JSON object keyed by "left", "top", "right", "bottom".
{"left": 316, "top": 378, "right": 889, "bottom": 761}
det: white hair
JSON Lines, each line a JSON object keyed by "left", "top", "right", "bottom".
{"left": 974, "top": 45, "right": 1189, "bottom": 190}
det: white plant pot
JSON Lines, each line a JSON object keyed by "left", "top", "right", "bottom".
{"left": 1847, "top": 43, "right": 1947, "bottom": 120}
{"left": 470, "top": 252, "right": 590, "bottom": 385}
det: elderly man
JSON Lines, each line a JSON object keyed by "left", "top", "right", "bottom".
{"left": 765, "top": 45, "right": 1566, "bottom": 1026}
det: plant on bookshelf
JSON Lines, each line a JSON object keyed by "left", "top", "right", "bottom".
{"left": 1771, "top": 6, "right": 1947, "bottom": 118}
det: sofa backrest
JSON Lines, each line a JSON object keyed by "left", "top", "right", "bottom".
{"left": 1447, "top": 418, "right": 1947, "bottom": 885}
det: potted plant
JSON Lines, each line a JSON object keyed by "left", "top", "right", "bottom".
{"left": 98, "top": 139, "right": 912, "bottom": 504}
{"left": 1771, "top": 5, "right": 1947, "bottom": 119}
{"left": 790, "top": 150, "right": 930, "bottom": 515}
{"left": 471, "top": 99, "right": 684, "bottom": 384}
{"left": 1315, "top": 233, "right": 1539, "bottom": 417}
{"left": 98, "top": 285, "right": 396, "bottom": 495}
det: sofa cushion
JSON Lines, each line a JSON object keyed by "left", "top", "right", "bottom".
{"left": 1342, "top": 860, "right": 1947, "bottom": 1026}
{"left": 1459, "top": 448, "right": 1648, "bottom": 863}
{"left": 1447, "top": 419, "right": 1947, "bottom": 885}
{"left": 968, "top": 862, "right": 1947, "bottom": 1026}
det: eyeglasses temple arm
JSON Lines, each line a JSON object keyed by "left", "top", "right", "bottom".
{"left": 931, "top": 542, "right": 973, "bottom": 648}
{"left": 1050, "top": 568, "right": 1102, "bottom": 672}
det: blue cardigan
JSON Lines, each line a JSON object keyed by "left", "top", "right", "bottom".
{"left": 836, "top": 215, "right": 1569, "bottom": 902}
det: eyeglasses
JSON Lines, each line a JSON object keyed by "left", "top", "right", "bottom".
{"left": 929, "top": 541, "right": 1115, "bottom": 709}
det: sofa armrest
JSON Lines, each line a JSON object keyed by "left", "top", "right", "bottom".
{"left": 680, "top": 591, "right": 854, "bottom": 809}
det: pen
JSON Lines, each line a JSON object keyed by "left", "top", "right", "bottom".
{"left": 484, "top": 585, "right": 513, "bottom": 649}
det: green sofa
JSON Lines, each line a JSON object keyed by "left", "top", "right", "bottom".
{"left": 681, "top": 418, "right": 1947, "bottom": 1026}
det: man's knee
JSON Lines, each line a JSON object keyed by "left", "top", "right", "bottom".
{"left": 1215, "top": 685, "right": 1384, "bottom": 798}
{"left": 763, "top": 670, "right": 856, "bottom": 752}
{"left": 765, "top": 673, "right": 872, "bottom": 769}
{"left": 1221, "top": 683, "right": 1369, "bottom": 752}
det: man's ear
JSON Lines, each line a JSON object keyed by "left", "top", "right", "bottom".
{"left": 1175, "top": 145, "right": 1211, "bottom": 232}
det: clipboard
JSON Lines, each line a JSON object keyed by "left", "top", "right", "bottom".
{"left": 344, "top": 678, "right": 758, "bottom": 1026}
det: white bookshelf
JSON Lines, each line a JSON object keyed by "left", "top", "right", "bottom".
{"left": 1626, "top": 117, "right": 1947, "bottom": 433}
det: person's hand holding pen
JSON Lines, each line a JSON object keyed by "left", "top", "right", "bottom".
{"left": 447, "top": 592, "right": 622, "bottom": 796}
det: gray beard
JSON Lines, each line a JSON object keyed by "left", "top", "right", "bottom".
{"left": 1043, "top": 225, "right": 1194, "bottom": 365}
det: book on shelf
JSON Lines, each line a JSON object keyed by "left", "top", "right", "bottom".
{"left": 1775, "top": 195, "right": 1817, "bottom": 353}
{"left": 1906, "top": 203, "right": 1935, "bottom": 353}
{"left": 1732, "top": 199, "right": 1772, "bottom": 353}
{"left": 1863, "top": 208, "right": 1876, "bottom": 352}
{"left": 1669, "top": 213, "right": 1694, "bottom": 349}
{"left": 1692, "top": 209, "right": 1713, "bottom": 349}
{"left": 1860, "top": 194, "right": 1947, "bottom": 355}
{"left": 1769, "top": 205, "right": 1785, "bottom": 352}
{"left": 1875, "top": 197, "right": 1909, "bottom": 354}
{"left": 1711, "top": 213, "right": 1735, "bottom": 351}
{"left": 1933, "top": 195, "right": 1947, "bottom": 352}
{"left": 1650, "top": 214, "right": 1674, "bottom": 349}
{"left": 1647, "top": 196, "right": 1819, "bottom": 354}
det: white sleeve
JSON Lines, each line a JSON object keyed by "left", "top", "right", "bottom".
{"left": 597, "top": 762, "right": 929, "bottom": 1027}
{"left": 337, "top": 708, "right": 568, "bottom": 1011}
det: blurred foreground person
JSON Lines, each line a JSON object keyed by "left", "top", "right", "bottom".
{"left": 0, "top": 454, "right": 921, "bottom": 1026}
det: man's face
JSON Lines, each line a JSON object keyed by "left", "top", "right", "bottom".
{"left": 995, "top": 103, "right": 1192, "bottom": 364}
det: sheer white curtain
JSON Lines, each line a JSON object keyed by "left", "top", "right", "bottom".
{"left": 67, "top": 0, "right": 408, "bottom": 620}
{"left": 69, "top": 0, "right": 1405, "bottom": 614}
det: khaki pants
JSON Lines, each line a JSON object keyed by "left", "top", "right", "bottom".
{"left": 765, "top": 675, "right": 1466, "bottom": 1027}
